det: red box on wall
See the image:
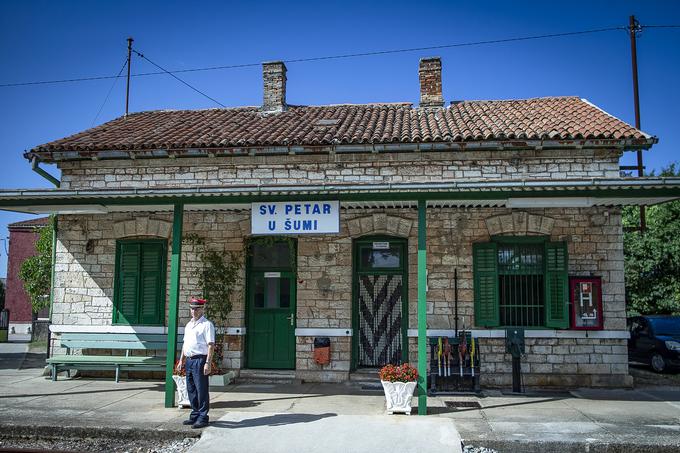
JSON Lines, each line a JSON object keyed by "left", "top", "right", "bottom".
{"left": 569, "top": 276, "right": 603, "bottom": 330}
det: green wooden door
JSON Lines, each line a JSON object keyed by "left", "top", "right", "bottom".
{"left": 247, "top": 271, "right": 296, "bottom": 369}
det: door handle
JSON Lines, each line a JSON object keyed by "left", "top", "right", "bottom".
{"left": 286, "top": 314, "right": 294, "bottom": 326}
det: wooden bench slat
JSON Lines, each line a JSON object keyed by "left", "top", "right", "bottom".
{"left": 48, "top": 355, "right": 166, "bottom": 365}
{"left": 50, "top": 331, "right": 186, "bottom": 382}
{"left": 61, "top": 340, "right": 181, "bottom": 350}
{"left": 57, "top": 333, "right": 183, "bottom": 341}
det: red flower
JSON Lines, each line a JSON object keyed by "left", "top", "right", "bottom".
{"left": 378, "top": 363, "right": 419, "bottom": 382}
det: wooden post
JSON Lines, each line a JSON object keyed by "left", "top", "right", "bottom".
{"left": 165, "top": 202, "right": 183, "bottom": 408}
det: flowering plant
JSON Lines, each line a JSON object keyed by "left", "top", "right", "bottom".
{"left": 379, "top": 363, "right": 419, "bottom": 382}
{"left": 174, "top": 356, "right": 223, "bottom": 377}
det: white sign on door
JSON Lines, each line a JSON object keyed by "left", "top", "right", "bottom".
{"left": 251, "top": 201, "right": 340, "bottom": 235}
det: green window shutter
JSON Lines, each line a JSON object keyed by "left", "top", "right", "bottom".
{"left": 139, "top": 242, "right": 166, "bottom": 325}
{"left": 473, "top": 242, "right": 499, "bottom": 327}
{"left": 116, "top": 242, "right": 141, "bottom": 325}
{"left": 114, "top": 240, "right": 167, "bottom": 326}
{"left": 545, "top": 241, "right": 569, "bottom": 329}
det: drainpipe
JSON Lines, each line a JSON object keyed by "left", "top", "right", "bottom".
{"left": 31, "top": 157, "right": 60, "bottom": 188}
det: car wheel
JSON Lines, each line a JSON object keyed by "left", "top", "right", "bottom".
{"left": 651, "top": 353, "right": 667, "bottom": 373}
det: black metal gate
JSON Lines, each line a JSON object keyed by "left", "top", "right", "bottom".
{"left": 358, "top": 275, "right": 402, "bottom": 367}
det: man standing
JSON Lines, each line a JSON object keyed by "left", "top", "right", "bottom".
{"left": 176, "top": 297, "right": 215, "bottom": 429}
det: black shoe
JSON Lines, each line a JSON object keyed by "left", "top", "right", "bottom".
{"left": 183, "top": 419, "right": 197, "bottom": 425}
{"left": 192, "top": 420, "right": 209, "bottom": 429}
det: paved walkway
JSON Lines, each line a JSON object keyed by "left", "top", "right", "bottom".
{"left": 1, "top": 341, "right": 679, "bottom": 452}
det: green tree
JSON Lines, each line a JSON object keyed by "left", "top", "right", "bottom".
{"left": 183, "top": 233, "right": 243, "bottom": 372}
{"left": 624, "top": 163, "right": 680, "bottom": 315}
{"left": 0, "top": 278, "right": 5, "bottom": 311}
{"left": 18, "top": 217, "right": 54, "bottom": 313}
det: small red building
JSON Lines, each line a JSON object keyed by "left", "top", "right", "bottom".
{"left": 5, "top": 217, "right": 49, "bottom": 334}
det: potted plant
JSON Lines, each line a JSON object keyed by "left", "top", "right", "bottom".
{"left": 379, "top": 363, "right": 419, "bottom": 415}
{"left": 184, "top": 234, "right": 243, "bottom": 386}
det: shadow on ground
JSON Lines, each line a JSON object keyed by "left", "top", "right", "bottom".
{"left": 0, "top": 352, "right": 47, "bottom": 370}
{"left": 210, "top": 412, "right": 337, "bottom": 429}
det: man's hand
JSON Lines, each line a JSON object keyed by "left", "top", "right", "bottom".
{"left": 176, "top": 360, "right": 184, "bottom": 374}
{"left": 203, "top": 361, "right": 212, "bottom": 376}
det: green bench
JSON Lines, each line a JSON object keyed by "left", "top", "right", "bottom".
{"left": 47, "top": 332, "right": 183, "bottom": 382}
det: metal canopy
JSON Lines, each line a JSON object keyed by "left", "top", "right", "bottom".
{"left": 1, "top": 178, "right": 679, "bottom": 215}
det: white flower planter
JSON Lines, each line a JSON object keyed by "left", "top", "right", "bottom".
{"left": 381, "top": 380, "right": 417, "bottom": 415}
{"left": 172, "top": 375, "right": 190, "bottom": 408}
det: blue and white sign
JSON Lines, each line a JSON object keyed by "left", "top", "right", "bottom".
{"left": 251, "top": 201, "right": 340, "bottom": 235}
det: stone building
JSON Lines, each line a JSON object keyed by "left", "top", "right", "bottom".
{"left": 1, "top": 57, "right": 679, "bottom": 392}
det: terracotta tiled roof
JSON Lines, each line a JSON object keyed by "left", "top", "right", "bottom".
{"left": 8, "top": 217, "right": 49, "bottom": 230}
{"left": 29, "top": 97, "right": 652, "bottom": 156}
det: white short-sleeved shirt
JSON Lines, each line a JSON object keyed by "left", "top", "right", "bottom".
{"left": 182, "top": 316, "right": 215, "bottom": 357}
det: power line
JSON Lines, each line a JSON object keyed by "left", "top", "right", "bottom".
{"left": 132, "top": 49, "right": 226, "bottom": 108}
{"left": 0, "top": 26, "right": 637, "bottom": 88}
{"left": 91, "top": 59, "right": 128, "bottom": 126}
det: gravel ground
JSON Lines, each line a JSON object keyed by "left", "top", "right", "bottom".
{"left": 0, "top": 435, "right": 198, "bottom": 453}
{"left": 463, "top": 445, "right": 499, "bottom": 453}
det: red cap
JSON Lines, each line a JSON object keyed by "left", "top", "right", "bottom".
{"left": 189, "top": 297, "right": 206, "bottom": 308}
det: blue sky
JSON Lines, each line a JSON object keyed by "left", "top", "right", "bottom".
{"left": 0, "top": 0, "right": 679, "bottom": 277}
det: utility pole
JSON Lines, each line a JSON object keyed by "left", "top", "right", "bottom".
{"left": 629, "top": 15, "right": 646, "bottom": 232}
{"left": 125, "top": 37, "right": 134, "bottom": 118}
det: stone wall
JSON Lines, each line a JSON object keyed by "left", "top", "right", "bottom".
{"left": 478, "top": 338, "right": 630, "bottom": 388}
{"left": 49, "top": 205, "right": 628, "bottom": 387}
{"left": 58, "top": 149, "right": 621, "bottom": 190}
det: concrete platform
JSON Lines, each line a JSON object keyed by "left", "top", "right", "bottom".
{"left": 1, "top": 342, "right": 679, "bottom": 452}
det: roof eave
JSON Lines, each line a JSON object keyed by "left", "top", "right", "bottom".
{"left": 24, "top": 137, "right": 656, "bottom": 163}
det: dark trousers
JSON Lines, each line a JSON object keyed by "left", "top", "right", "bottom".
{"left": 185, "top": 355, "right": 210, "bottom": 423}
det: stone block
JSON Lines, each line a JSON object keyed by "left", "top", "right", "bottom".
{"left": 577, "top": 363, "right": 611, "bottom": 374}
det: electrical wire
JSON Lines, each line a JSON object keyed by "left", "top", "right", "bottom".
{"left": 0, "top": 25, "right": 640, "bottom": 88}
{"left": 131, "top": 49, "right": 226, "bottom": 108}
{"left": 91, "top": 59, "right": 128, "bottom": 126}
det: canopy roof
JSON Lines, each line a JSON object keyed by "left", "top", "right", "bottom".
{"left": 1, "top": 177, "right": 678, "bottom": 215}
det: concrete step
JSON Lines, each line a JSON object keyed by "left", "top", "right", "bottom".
{"left": 349, "top": 368, "right": 381, "bottom": 382}
{"left": 236, "top": 369, "right": 301, "bottom": 385}
{"left": 348, "top": 368, "right": 383, "bottom": 390}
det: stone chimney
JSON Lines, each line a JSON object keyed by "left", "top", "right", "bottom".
{"left": 418, "top": 57, "right": 443, "bottom": 108}
{"left": 262, "top": 61, "right": 287, "bottom": 112}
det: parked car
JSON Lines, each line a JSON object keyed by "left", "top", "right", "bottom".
{"left": 627, "top": 315, "right": 680, "bottom": 373}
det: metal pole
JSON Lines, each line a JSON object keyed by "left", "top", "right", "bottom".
{"left": 629, "top": 15, "right": 646, "bottom": 232}
{"left": 417, "top": 199, "right": 427, "bottom": 415}
{"left": 454, "top": 268, "right": 459, "bottom": 335}
{"left": 47, "top": 216, "right": 58, "bottom": 359}
{"left": 125, "top": 37, "right": 134, "bottom": 117}
{"left": 512, "top": 356, "right": 521, "bottom": 393}
{"left": 165, "top": 202, "right": 183, "bottom": 408}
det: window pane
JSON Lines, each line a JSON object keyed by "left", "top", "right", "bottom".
{"left": 254, "top": 279, "right": 265, "bottom": 308}
{"left": 264, "top": 278, "right": 278, "bottom": 308}
{"left": 497, "top": 242, "right": 545, "bottom": 327}
{"left": 498, "top": 244, "right": 543, "bottom": 274}
{"left": 251, "top": 241, "right": 293, "bottom": 268}
{"left": 360, "top": 247, "right": 401, "bottom": 269}
{"left": 499, "top": 275, "right": 544, "bottom": 327}
{"left": 254, "top": 277, "right": 291, "bottom": 309}
{"left": 279, "top": 277, "right": 291, "bottom": 308}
